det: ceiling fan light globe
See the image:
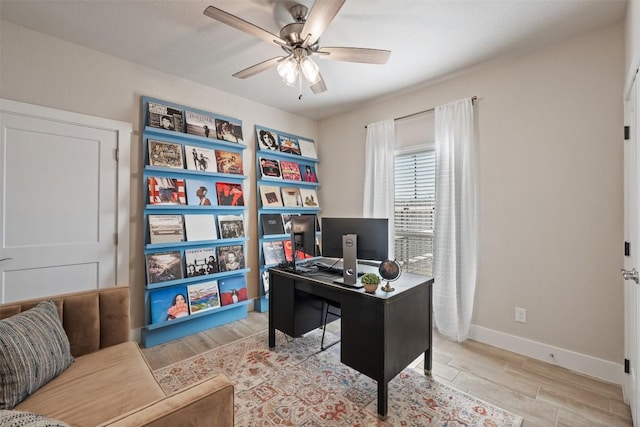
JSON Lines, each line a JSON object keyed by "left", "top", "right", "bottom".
{"left": 300, "top": 57, "right": 320, "bottom": 82}
{"left": 277, "top": 57, "right": 297, "bottom": 78}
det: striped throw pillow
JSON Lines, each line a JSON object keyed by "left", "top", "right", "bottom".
{"left": 0, "top": 410, "right": 70, "bottom": 427}
{"left": 0, "top": 301, "right": 74, "bottom": 409}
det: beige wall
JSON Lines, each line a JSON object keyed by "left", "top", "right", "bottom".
{"left": 318, "top": 24, "right": 625, "bottom": 363}
{"left": 0, "top": 21, "right": 318, "bottom": 329}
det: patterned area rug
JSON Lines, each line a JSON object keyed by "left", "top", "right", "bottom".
{"left": 154, "top": 329, "right": 523, "bottom": 426}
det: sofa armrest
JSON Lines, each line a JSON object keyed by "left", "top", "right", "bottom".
{"left": 98, "top": 374, "right": 234, "bottom": 427}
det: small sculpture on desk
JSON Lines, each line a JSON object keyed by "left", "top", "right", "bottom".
{"left": 360, "top": 273, "right": 381, "bottom": 293}
{"left": 379, "top": 259, "right": 401, "bottom": 292}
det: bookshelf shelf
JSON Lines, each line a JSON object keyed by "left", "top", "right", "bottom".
{"left": 140, "top": 95, "right": 250, "bottom": 347}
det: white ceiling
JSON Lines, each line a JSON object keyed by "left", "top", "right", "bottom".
{"left": 0, "top": 0, "right": 628, "bottom": 120}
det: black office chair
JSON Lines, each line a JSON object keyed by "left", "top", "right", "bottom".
{"left": 320, "top": 300, "right": 341, "bottom": 351}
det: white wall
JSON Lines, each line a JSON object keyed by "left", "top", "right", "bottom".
{"left": 0, "top": 21, "right": 318, "bottom": 329}
{"left": 319, "top": 23, "right": 625, "bottom": 369}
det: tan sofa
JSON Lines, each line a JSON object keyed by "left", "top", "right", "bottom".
{"left": 0, "top": 287, "right": 234, "bottom": 427}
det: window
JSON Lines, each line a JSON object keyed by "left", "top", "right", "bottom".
{"left": 394, "top": 149, "right": 435, "bottom": 276}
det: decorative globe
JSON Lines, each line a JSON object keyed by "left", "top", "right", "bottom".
{"left": 378, "top": 259, "right": 401, "bottom": 292}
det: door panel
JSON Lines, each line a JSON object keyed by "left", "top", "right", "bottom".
{"left": 0, "top": 106, "right": 120, "bottom": 303}
{"left": 624, "top": 72, "right": 640, "bottom": 426}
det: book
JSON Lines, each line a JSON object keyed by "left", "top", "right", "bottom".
{"left": 281, "top": 186, "right": 303, "bottom": 207}
{"left": 185, "top": 145, "right": 217, "bottom": 173}
{"left": 148, "top": 101, "right": 184, "bottom": 132}
{"left": 259, "top": 157, "right": 282, "bottom": 179}
{"left": 261, "top": 270, "right": 270, "bottom": 295}
{"left": 281, "top": 213, "right": 299, "bottom": 234}
{"left": 283, "top": 239, "right": 314, "bottom": 262}
{"left": 184, "top": 110, "right": 216, "bottom": 139}
{"left": 150, "top": 286, "right": 189, "bottom": 324}
{"left": 147, "top": 177, "right": 186, "bottom": 205}
{"left": 262, "top": 240, "right": 285, "bottom": 265}
{"left": 148, "top": 214, "right": 185, "bottom": 244}
{"left": 215, "top": 150, "right": 243, "bottom": 174}
{"left": 300, "top": 188, "right": 319, "bottom": 207}
{"left": 256, "top": 128, "right": 280, "bottom": 151}
{"left": 217, "top": 245, "right": 245, "bottom": 272}
{"left": 278, "top": 134, "right": 301, "bottom": 155}
{"left": 184, "top": 214, "right": 217, "bottom": 241}
{"left": 148, "top": 139, "right": 184, "bottom": 169}
{"left": 214, "top": 118, "right": 243, "bottom": 143}
{"left": 218, "top": 276, "right": 248, "bottom": 306}
{"left": 217, "top": 214, "right": 245, "bottom": 239}
{"left": 259, "top": 185, "right": 283, "bottom": 207}
{"left": 216, "top": 182, "right": 245, "bottom": 206}
{"left": 187, "top": 281, "right": 221, "bottom": 314}
{"left": 298, "top": 138, "right": 317, "bottom": 159}
{"left": 299, "top": 164, "right": 318, "bottom": 183}
{"left": 186, "top": 178, "right": 215, "bottom": 206}
{"left": 260, "top": 213, "right": 285, "bottom": 235}
{"left": 280, "top": 160, "right": 302, "bottom": 181}
{"left": 185, "top": 247, "right": 218, "bottom": 276}
{"left": 145, "top": 251, "right": 184, "bottom": 284}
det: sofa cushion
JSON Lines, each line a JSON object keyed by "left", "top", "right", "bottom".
{"left": 0, "top": 301, "right": 74, "bottom": 409}
{"left": 0, "top": 410, "right": 70, "bottom": 427}
{"left": 16, "top": 342, "right": 166, "bottom": 426}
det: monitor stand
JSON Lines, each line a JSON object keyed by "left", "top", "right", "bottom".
{"left": 333, "top": 234, "right": 362, "bottom": 288}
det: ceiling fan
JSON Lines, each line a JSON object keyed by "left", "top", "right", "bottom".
{"left": 203, "top": 0, "right": 391, "bottom": 96}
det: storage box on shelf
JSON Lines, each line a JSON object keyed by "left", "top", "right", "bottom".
{"left": 254, "top": 125, "right": 321, "bottom": 312}
{"left": 141, "top": 96, "right": 250, "bottom": 347}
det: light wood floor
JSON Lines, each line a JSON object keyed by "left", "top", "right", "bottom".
{"left": 140, "top": 311, "right": 632, "bottom": 427}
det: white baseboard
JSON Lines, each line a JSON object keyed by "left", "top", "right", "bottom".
{"left": 468, "top": 324, "right": 624, "bottom": 385}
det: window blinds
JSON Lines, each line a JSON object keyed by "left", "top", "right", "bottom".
{"left": 394, "top": 149, "right": 435, "bottom": 275}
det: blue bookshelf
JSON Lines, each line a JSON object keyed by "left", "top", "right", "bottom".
{"left": 254, "top": 125, "right": 321, "bottom": 312}
{"left": 141, "top": 96, "right": 250, "bottom": 346}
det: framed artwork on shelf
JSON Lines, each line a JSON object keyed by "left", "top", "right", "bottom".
{"left": 148, "top": 214, "right": 185, "bottom": 244}
{"left": 216, "top": 182, "right": 245, "bottom": 206}
{"left": 145, "top": 251, "right": 184, "bottom": 285}
{"left": 215, "top": 150, "right": 243, "bottom": 174}
{"left": 148, "top": 139, "right": 185, "bottom": 169}
{"left": 147, "top": 101, "right": 184, "bottom": 132}
{"left": 218, "top": 276, "right": 248, "bottom": 306}
{"left": 187, "top": 281, "right": 221, "bottom": 314}
{"left": 256, "top": 128, "right": 279, "bottom": 151}
{"left": 215, "top": 118, "right": 244, "bottom": 143}
{"left": 185, "top": 145, "right": 217, "bottom": 173}
{"left": 150, "top": 286, "right": 189, "bottom": 324}
{"left": 148, "top": 177, "right": 186, "bottom": 205}
{"left": 184, "top": 110, "right": 216, "bottom": 139}
{"left": 185, "top": 247, "right": 218, "bottom": 277}
{"left": 278, "top": 134, "right": 301, "bottom": 155}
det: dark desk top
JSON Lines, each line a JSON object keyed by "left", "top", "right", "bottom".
{"left": 269, "top": 258, "right": 433, "bottom": 302}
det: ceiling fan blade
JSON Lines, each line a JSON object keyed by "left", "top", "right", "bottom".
{"left": 310, "top": 73, "right": 327, "bottom": 94}
{"left": 300, "top": 0, "right": 346, "bottom": 47}
{"left": 204, "top": 6, "right": 286, "bottom": 46}
{"left": 317, "top": 47, "right": 391, "bottom": 64}
{"left": 233, "top": 56, "right": 286, "bottom": 79}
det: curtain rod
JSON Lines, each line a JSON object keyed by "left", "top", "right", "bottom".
{"left": 364, "top": 96, "right": 477, "bottom": 128}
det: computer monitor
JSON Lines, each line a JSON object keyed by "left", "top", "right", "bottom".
{"left": 290, "top": 214, "right": 317, "bottom": 270}
{"left": 321, "top": 217, "right": 389, "bottom": 285}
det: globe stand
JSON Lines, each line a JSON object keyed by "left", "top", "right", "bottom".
{"left": 381, "top": 281, "right": 395, "bottom": 292}
{"left": 378, "top": 259, "right": 401, "bottom": 293}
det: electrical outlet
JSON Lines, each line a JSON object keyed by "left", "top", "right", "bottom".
{"left": 515, "top": 307, "right": 527, "bottom": 323}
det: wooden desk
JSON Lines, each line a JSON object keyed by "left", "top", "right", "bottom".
{"left": 268, "top": 264, "right": 433, "bottom": 419}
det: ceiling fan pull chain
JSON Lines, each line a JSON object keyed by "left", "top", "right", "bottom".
{"left": 298, "top": 68, "right": 303, "bottom": 100}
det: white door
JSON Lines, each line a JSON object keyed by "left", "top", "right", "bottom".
{"left": 624, "top": 71, "right": 640, "bottom": 425}
{"left": 0, "top": 99, "right": 131, "bottom": 303}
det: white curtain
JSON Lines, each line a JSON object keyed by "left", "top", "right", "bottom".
{"left": 363, "top": 119, "right": 396, "bottom": 258}
{"left": 433, "top": 98, "right": 478, "bottom": 341}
